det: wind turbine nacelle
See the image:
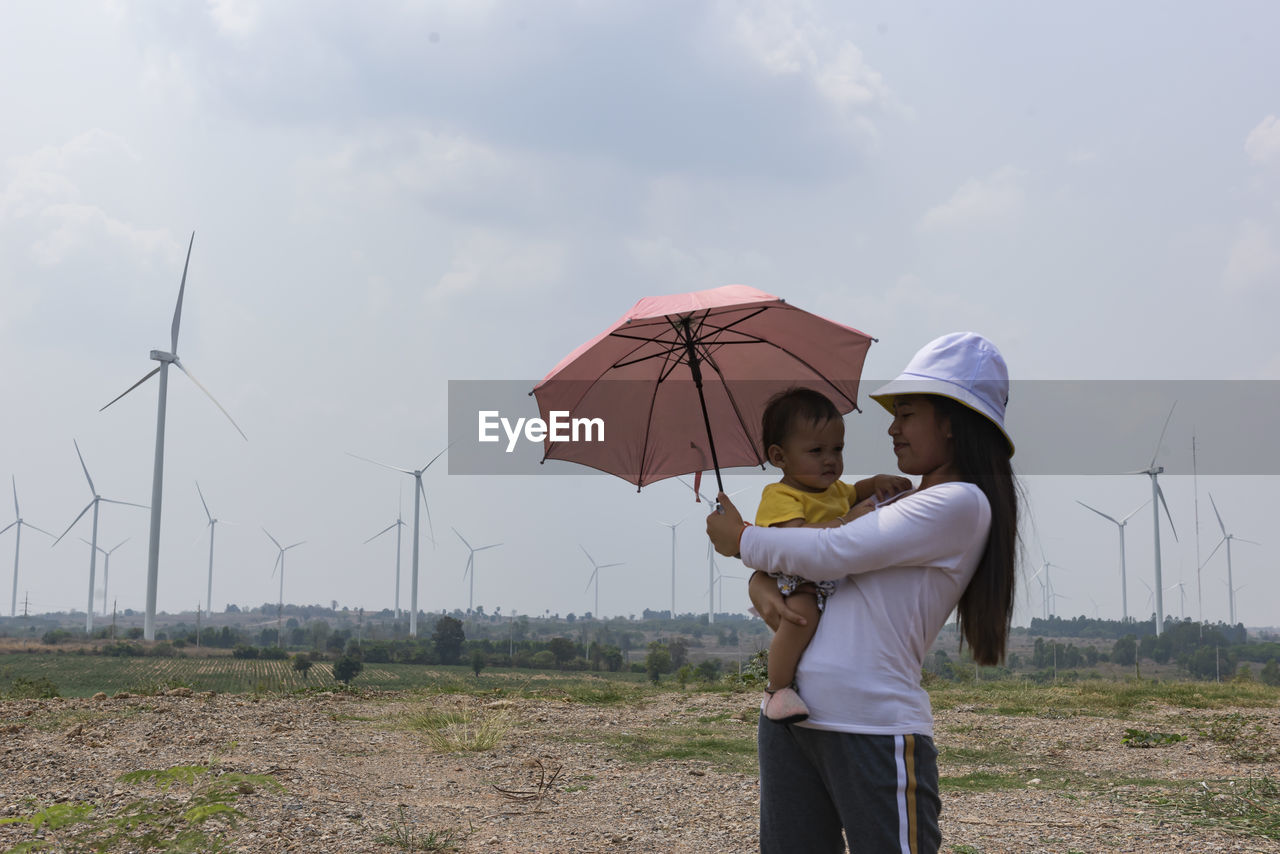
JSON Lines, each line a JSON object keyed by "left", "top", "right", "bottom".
{"left": 150, "top": 350, "right": 176, "bottom": 363}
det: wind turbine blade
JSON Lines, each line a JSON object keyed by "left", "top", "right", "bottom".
{"left": 171, "top": 232, "right": 194, "bottom": 353}
{"left": 172, "top": 360, "right": 248, "bottom": 440}
{"left": 263, "top": 528, "right": 282, "bottom": 550}
{"left": 54, "top": 502, "right": 94, "bottom": 546}
{"left": 1201, "top": 538, "right": 1225, "bottom": 567}
{"left": 100, "top": 367, "right": 161, "bottom": 412}
{"left": 24, "top": 523, "right": 56, "bottom": 540}
{"left": 346, "top": 452, "right": 413, "bottom": 475}
{"left": 100, "top": 498, "right": 150, "bottom": 510}
{"left": 109, "top": 538, "right": 129, "bottom": 553}
{"left": 1156, "top": 484, "right": 1179, "bottom": 541}
{"left": 1236, "top": 537, "right": 1262, "bottom": 546}
{"left": 1075, "top": 500, "right": 1118, "bottom": 524}
{"left": 1148, "top": 402, "right": 1177, "bottom": 468}
{"left": 196, "top": 481, "right": 212, "bottom": 522}
{"left": 476, "top": 543, "right": 502, "bottom": 552}
{"left": 421, "top": 444, "right": 450, "bottom": 472}
{"left": 11, "top": 476, "right": 17, "bottom": 517}
{"left": 285, "top": 541, "right": 306, "bottom": 550}
{"left": 1119, "top": 499, "right": 1151, "bottom": 524}
{"left": 418, "top": 479, "right": 435, "bottom": 546}
{"left": 73, "top": 440, "right": 96, "bottom": 495}
{"left": 271, "top": 552, "right": 281, "bottom": 578}
{"left": 598, "top": 561, "right": 623, "bottom": 569}
{"left": 462, "top": 555, "right": 473, "bottom": 579}
{"left": 452, "top": 528, "right": 472, "bottom": 550}
{"left": 584, "top": 570, "right": 597, "bottom": 593}
{"left": 0, "top": 521, "right": 16, "bottom": 536}
{"left": 1208, "top": 493, "right": 1227, "bottom": 537}
{"left": 580, "top": 545, "right": 596, "bottom": 566}
{"left": 364, "top": 522, "right": 398, "bottom": 544}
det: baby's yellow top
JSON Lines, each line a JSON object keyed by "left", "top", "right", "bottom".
{"left": 755, "top": 481, "right": 858, "bottom": 527}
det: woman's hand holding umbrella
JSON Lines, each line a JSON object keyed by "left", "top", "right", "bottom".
{"left": 706, "top": 492, "right": 809, "bottom": 631}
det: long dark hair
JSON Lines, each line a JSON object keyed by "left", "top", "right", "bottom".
{"left": 931, "top": 396, "right": 1020, "bottom": 666}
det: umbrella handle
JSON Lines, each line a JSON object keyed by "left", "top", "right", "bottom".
{"left": 714, "top": 501, "right": 724, "bottom": 515}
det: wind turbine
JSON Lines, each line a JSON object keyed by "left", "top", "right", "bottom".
{"left": 3, "top": 476, "right": 55, "bottom": 617}
{"left": 1204, "top": 493, "right": 1259, "bottom": 626}
{"left": 1137, "top": 578, "right": 1156, "bottom": 618}
{"left": 454, "top": 528, "right": 501, "bottom": 617}
{"left": 1126, "top": 404, "right": 1179, "bottom": 636}
{"left": 1032, "top": 539, "right": 1066, "bottom": 619}
{"left": 195, "top": 481, "right": 235, "bottom": 618}
{"left": 658, "top": 518, "right": 682, "bottom": 618}
{"left": 677, "top": 477, "right": 749, "bottom": 624}
{"left": 1076, "top": 498, "right": 1149, "bottom": 622}
{"left": 364, "top": 496, "right": 407, "bottom": 618}
{"left": 581, "top": 546, "right": 622, "bottom": 619}
{"left": 82, "top": 538, "right": 128, "bottom": 617}
{"left": 347, "top": 445, "right": 448, "bottom": 636}
{"left": 54, "top": 441, "right": 148, "bottom": 633}
{"left": 709, "top": 556, "right": 748, "bottom": 616}
{"left": 101, "top": 233, "right": 247, "bottom": 641}
{"left": 1166, "top": 578, "right": 1188, "bottom": 621}
{"left": 263, "top": 529, "right": 304, "bottom": 644}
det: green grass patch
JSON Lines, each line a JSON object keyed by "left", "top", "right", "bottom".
{"left": 939, "top": 771, "right": 1029, "bottom": 792}
{"left": 1136, "top": 777, "right": 1280, "bottom": 841}
{"left": 405, "top": 707, "right": 513, "bottom": 753}
{"left": 929, "top": 678, "right": 1280, "bottom": 719}
{"left": 581, "top": 721, "right": 758, "bottom": 774}
{"left": 938, "top": 744, "right": 1020, "bottom": 765}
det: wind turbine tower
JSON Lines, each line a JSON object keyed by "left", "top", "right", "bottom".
{"left": 263, "top": 529, "right": 304, "bottom": 643}
{"left": 454, "top": 528, "right": 501, "bottom": 617}
{"left": 3, "top": 477, "right": 55, "bottom": 618}
{"left": 1204, "top": 493, "right": 1259, "bottom": 626}
{"left": 1127, "top": 404, "right": 1179, "bottom": 636}
{"left": 364, "top": 498, "right": 407, "bottom": 618}
{"left": 581, "top": 546, "right": 622, "bottom": 619}
{"left": 82, "top": 538, "right": 128, "bottom": 617}
{"left": 348, "top": 446, "right": 448, "bottom": 636}
{"left": 54, "top": 441, "right": 148, "bottom": 633}
{"left": 1076, "top": 499, "right": 1148, "bottom": 622}
{"left": 658, "top": 519, "right": 682, "bottom": 618}
{"left": 101, "top": 233, "right": 247, "bottom": 641}
{"left": 196, "top": 482, "right": 233, "bottom": 618}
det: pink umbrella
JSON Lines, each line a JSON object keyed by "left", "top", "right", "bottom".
{"left": 532, "top": 285, "right": 873, "bottom": 494}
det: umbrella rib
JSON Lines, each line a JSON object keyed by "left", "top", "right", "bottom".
{"left": 693, "top": 339, "right": 767, "bottom": 469}
{"left": 635, "top": 345, "right": 684, "bottom": 488}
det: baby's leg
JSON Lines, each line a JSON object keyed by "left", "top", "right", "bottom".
{"left": 768, "top": 587, "right": 822, "bottom": 690}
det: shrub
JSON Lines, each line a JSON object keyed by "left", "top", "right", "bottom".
{"left": 333, "top": 654, "right": 363, "bottom": 684}
{"left": 4, "top": 676, "right": 60, "bottom": 699}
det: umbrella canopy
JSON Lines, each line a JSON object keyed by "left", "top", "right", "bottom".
{"left": 532, "top": 285, "right": 873, "bottom": 491}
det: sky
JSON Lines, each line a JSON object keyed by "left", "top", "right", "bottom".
{"left": 1, "top": 1, "right": 1277, "bottom": 632}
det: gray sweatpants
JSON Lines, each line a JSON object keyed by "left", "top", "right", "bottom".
{"left": 757, "top": 718, "right": 941, "bottom": 854}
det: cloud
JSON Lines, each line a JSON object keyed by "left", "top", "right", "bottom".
{"left": 1223, "top": 219, "right": 1280, "bottom": 291}
{"left": 429, "top": 229, "right": 566, "bottom": 300}
{"left": 724, "top": 0, "right": 897, "bottom": 117}
{"left": 919, "top": 167, "right": 1026, "bottom": 232}
{"left": 0, "top": 131, "right": 173, "bottom": 269}
{"left": 119, "top": 2, "right": 897, "bottom": 179}
{"left": 1245, "top": 115, "right": 1280, "bottom": 168}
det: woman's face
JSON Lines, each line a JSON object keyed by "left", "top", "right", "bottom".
{"left": 887, "top": 395, "right": 954, "bottom": 480}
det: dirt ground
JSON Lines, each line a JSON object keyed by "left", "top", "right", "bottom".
{"left": 2, "top": 689, "right": 1277, "bottom": 853}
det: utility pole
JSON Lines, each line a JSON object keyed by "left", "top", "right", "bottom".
{"left": 111, "top": 600, "right": 117, "bottom": 640}
{"left": 196, "top": 602, "right": 202, "bottom": 649}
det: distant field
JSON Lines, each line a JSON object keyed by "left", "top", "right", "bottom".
{"left": 0, "top": 652, "right": 656, "bottom": 698}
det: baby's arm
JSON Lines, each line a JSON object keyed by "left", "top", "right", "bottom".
{"left": 852, "top": 473, "right": 913, "bottom": 504}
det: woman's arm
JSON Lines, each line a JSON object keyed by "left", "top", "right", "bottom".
{"left": 722, "top": 484, "right": 990, "bottom": 583}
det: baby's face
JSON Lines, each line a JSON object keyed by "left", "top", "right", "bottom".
{"left": 771, "top": 417, "right": 845, "bottom": 493}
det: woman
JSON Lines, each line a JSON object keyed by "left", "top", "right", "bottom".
{"left": 707, "top": 332, "right": 1019, "bottom": 854}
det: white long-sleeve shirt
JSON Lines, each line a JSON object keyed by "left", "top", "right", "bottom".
{"left": 740, "top": 481, "right": 991, "bottom": 736}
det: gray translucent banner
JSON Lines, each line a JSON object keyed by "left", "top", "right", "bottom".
{"left": 448, "top": 380, "right": 1280, "bottom": 476}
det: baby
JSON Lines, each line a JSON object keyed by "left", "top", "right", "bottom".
{"left": 754, "top": 387, "right": 910, "bottom": 722}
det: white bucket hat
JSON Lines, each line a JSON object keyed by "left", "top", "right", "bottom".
{"left": 869, "top": 332, "right": 1014, "bottom": 456}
